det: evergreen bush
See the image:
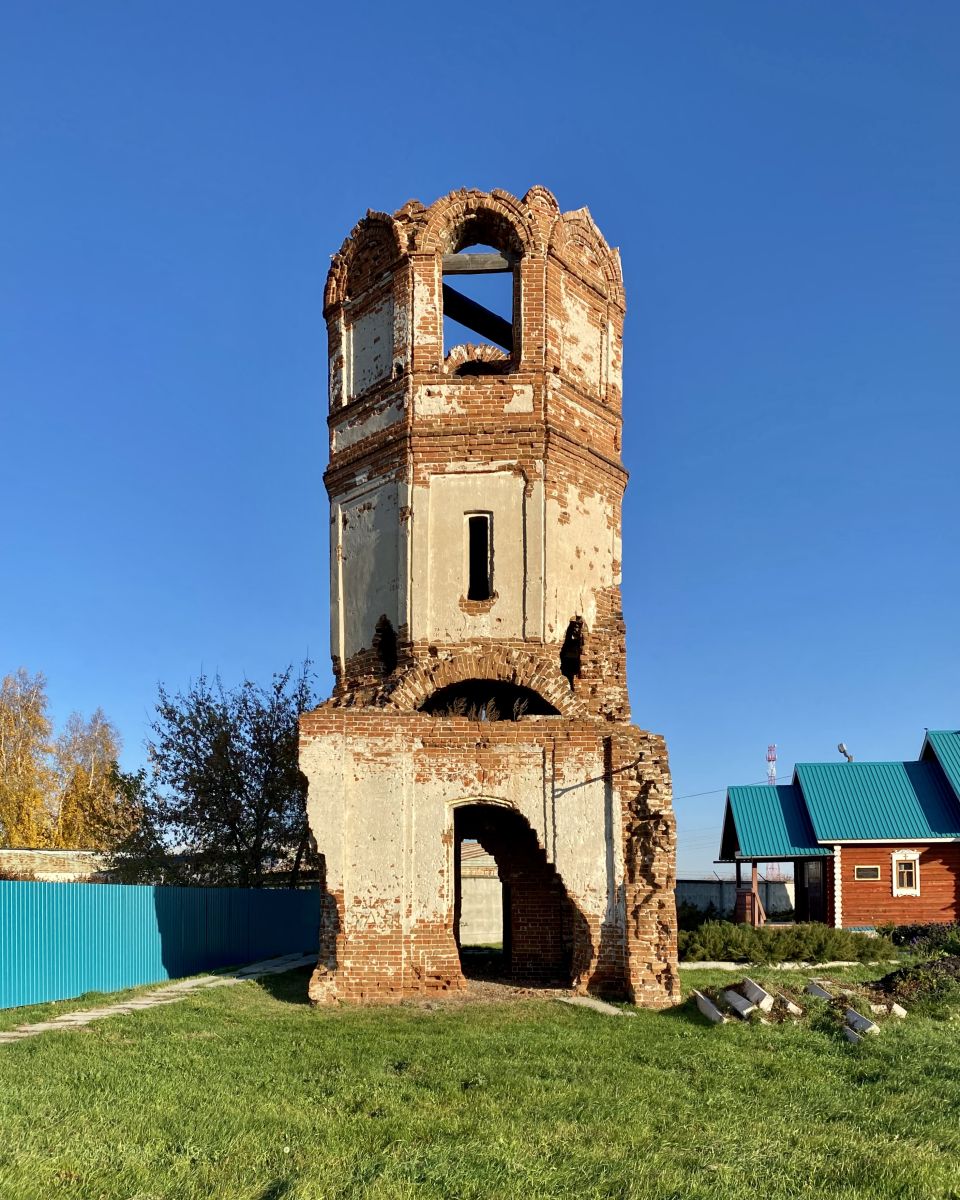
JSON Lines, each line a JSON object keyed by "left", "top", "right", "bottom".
{"left": 678, "top": 920, "right": 894, "bottom": 964}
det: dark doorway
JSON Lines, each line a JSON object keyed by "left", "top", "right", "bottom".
{"left": 454, "top": 803, "right": 575, "bottom": 985}
{"left": 795, "top": 858, "right": 827, "bottom": 923}
{"left": 455, "top": 839, "right": 505, "bottom": 979}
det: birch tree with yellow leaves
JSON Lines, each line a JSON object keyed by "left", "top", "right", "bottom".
{"left": 0, "top": 668, "right": 135, "bottom": 850}
{"left": 0, "top": 668, "right": 57, "bottom": 846}
{"left": 53, "top": 709, "right": 138, "bottom": 849}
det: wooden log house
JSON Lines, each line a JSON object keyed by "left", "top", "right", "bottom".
{"left": 718, "top": 730, "right": 960, "bottom": 929}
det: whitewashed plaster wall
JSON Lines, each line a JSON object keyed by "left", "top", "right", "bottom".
{"left": 560, "top": 276, "right": 605, "bottom": 393}
{"left": 331, "top": 392, "right": 405, "bottom": 454}
{"left": 303, "top": 728, "right": 624, "bottom": 949}
{"left": 330, "top": 481, "right": 404, "bottom": 663}
{"left": 544, "top": 480, "right": 618, "bottom": 640}
{"left": 401, "top": 466, "right": 619, "bottom": 649}
{"left": 346, "top": 294, "right": 393, "bottom": 399}
{"left": 409, "top": 468, "right": 545, "bottom": 643}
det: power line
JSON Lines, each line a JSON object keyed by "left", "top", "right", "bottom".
{"left": 673, "top": 778, "right": 768, "bottom": 802}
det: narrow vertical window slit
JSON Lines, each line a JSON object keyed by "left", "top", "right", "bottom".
{"left": 467, "top": 514, "right": 492, "bottom": 601}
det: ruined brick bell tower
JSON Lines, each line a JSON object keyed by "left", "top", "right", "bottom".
{"left": 300, "top": 186, "right": 679, "bottom": 1005}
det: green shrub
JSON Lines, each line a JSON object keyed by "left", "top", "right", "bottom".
{"left": 675, "top": 900, "right": 722, "bottom": 932}
{"left": 879, "top": 922, "right": 960, "bottom": 957}
{"left": 678, "top": 920, "right": 894, "bottom": 964}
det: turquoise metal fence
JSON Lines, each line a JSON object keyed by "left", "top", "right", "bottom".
{"left": 0, "top": 881, "right": 320, "bottom": 1010}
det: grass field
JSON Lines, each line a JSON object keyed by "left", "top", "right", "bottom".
{"left": 1, "top": 965, "right": 959, "bottom": 1200}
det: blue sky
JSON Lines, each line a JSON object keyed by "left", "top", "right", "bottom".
{"left": 2, "top": 2, "right": 957, "bottom": 874}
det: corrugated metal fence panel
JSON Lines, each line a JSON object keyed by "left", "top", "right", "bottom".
{"left": 0, "top": 881, "right": 320, "bottom": 1010}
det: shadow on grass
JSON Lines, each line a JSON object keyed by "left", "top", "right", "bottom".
{"left": 656, "top": 997, "right": 711, "bottom": 1027}
{"left": 254, "top": 1180, "right": 293, "bottom": 1200}
{"left": 255, "top": 967, "right": 314, "bottom": 1007}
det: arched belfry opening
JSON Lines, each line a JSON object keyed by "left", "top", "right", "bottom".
{"left": 454, "top": 804, "right": 578, "bottom": 985}
{"left": 301, "top": 186, "right": 679, "bottom": 1009}
{"left": 442, "top": 244, "right": 516, "bottom": 366}
{"left": 420, "top": 680, "right": 559, "bottom": 720}
{"left": 440, "top": 208, "right": 523, "bottom": 370}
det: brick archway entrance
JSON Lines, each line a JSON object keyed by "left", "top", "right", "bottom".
{"left": 454, "top": 803, "right": 578, "bottom": 985}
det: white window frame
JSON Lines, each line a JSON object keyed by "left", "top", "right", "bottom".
{"left": 853, "top": 865, "right": 881, "bottom": 881}
{"left": 891, "top": 850, "right": 921, "bottom": 898}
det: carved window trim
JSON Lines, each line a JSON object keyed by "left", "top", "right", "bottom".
{"left": 891, "top": 850, "right": 921, "bottom": 897}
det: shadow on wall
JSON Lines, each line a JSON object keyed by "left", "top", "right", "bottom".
{"left": 151, "top": 886, "right": 322, "bottom": 982}
{"left": 454, "top": 803, "right": 626, "bottom": 996}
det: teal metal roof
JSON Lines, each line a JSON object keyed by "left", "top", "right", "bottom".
{"left": 795, "top": 760, "right": 960, "bottom": 842}
{"left": 721, "top": 784, "right": 829, "bottom": 860}
{"left": 924, "top": 731, "right": 960, "bottom": 801}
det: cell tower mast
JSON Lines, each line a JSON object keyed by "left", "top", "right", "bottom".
{"left": 766, "top": 743, "right": 777, "bottom": 786}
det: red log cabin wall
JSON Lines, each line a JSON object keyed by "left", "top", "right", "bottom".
{"left": 840, "top": 843, "right": 960, "bottom": 927}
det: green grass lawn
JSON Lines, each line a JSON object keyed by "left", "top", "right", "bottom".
{"left": 1, "top": 966, "right": 959, "bottom": 1200}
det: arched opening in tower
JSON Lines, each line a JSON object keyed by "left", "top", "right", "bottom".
{"left": 441, "top": 220, "right": 520, "bottom": 370}
{"left": 419, "top": 680, "right": 559, "bottom": 720}
{"left": 454, "top": 803, "right": 578, "bottom": 986}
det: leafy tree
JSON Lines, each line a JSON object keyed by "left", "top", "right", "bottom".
{"left": 0, "top": 668, "right": 137, "bottom": 850}
{"left": 54, "top": 709, "right": 137, "bottom": 849}
{"left": 0, "top": 668, "right": 57, "bottom": 846}
{"left": 110, "top": 665, "right": 317, "bottom": 887}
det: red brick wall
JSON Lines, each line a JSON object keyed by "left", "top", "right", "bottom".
{"left": 840, "top": 844, "right": 960, "bottom": 927}
{"left": 301, "top": 707, "right": 679, "bottom": 1005}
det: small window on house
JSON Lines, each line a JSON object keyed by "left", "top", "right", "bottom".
{"left": 467, "top": 514, "right": 492, "bottom": 601}
{"left": 892, "top": 851, "right": 921, "bottom": 897}
{"left": 854, "top": 865, "right": 881, "bottom": 881}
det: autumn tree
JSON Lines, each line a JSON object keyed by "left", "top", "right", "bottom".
{"left": 0, "top": 669, "right": 56, "bottom": 847}
{"left": 0, "top": 669, "right": 136, "bottom": 851}
{"left": 110, "top": 665, "right": 317, "bottom": 887}
{"left": 53, "top": 709, "right": 138, "bottom": 849}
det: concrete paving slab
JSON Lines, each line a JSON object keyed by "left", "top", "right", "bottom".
{"left": 845, "top": 1007, "right": 880, "bottom": 1036}
{"left": 557, "top": 995, "right": 635, "bottom": 1017}
{"left": 722, "top": 989, "right": 757, "bottom": 1019}
{"left": 680, "top": 960, "right": 896, "bottom": 971}
{"left": 0, "top": 953, "right": 318, "bottom": 1046}
{"left": 691, "top": 990, "right": 727, "bottom": 1024}
{"left": 741, "top": 978, "right": 775, "bottom": 1012}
